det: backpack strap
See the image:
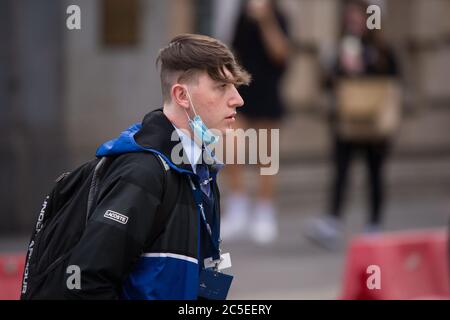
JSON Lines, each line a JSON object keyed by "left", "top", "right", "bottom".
{"left": 144, "top": 154, "right": 178, "bottom": 246}
{"left": 86, "top": 157, "right": 113, "bottom": 225}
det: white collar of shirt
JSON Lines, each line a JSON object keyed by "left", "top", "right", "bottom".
{"left": 173, "top": 126, "right": 202, "bottom": 173}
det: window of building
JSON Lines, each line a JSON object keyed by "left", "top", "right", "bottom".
{"left": 102, "top": 0, "right": 140, "bottom": 47}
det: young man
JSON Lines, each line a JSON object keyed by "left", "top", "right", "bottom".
{"left": 65, "top": 34, "right": 250, "bottom": 299}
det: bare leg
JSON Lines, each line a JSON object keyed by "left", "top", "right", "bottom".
{"left": 254, "top": 119, "right": 278, "bottom": 201}
{"left": 223, "top": 116, "right": 248, "bottom": 192}
{"left": 220, "top": 116, "right": 251, "bottom": 241}
{"left": 249, "top": 119, "right": 279, "bottom": 244}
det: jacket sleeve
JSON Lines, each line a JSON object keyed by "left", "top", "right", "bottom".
{"left": 64, "top": 158, "right": 164, "bottom": 299}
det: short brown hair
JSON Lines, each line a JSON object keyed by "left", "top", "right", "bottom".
{"left": 156, "top": 34, "right": 251, "bottom": 102}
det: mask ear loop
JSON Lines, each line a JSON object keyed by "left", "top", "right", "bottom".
{"left": 184, "top": 87, "right": 210, "bottom": 148}
{"left": 185, "top": 88, "right": 199, "bottom": 118}
{"left": 183, "top": 87, "right": 201, "bottom": 144}
{"left": 183, "top": 107, "right": 192, "bottom": 122}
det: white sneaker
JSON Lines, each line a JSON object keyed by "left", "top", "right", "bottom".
{"left": 220, "top": 193, "right": 250, "bottom": 241}
{"left": 249, "top": 200, "right": 278, "bottom": 245}
{"left": 304, "top": 216, "right": 342, "bottom": 250}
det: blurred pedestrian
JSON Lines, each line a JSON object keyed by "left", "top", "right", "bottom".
{"left": 221, "top": 0, "right": 291, "bottom": 245}
{"left": 306, "top": 0, "right": 401, "bottom": 249}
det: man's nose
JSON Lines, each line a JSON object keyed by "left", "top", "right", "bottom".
{"left": 229, "top": 86, "right": 244, "bottom": 108}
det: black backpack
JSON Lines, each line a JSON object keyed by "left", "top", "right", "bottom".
{"left": 20, "top": 154, "right": 175, "bottom": 299}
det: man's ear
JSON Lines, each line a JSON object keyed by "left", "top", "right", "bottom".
{"left": 171, "top": 84, "right": 189, "bottom": 110}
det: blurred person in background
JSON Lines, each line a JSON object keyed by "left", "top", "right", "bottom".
{"left": 306, "top": 0, "right": 401, "bottom": 249}
{"left": 220, "top": 0, "right": 291, "bottom": 245}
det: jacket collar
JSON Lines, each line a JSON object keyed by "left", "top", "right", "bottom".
{"left": 134, "top": 108, "right": 224, "bottom": 177}
{"left": 134, "top": 108, "right": 195, "bottom": 173}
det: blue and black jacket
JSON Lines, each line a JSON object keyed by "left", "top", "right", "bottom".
{"left": 65, "top": 109, "right": 221, "bottom": 299}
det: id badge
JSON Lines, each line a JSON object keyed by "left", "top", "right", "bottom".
{"left": 198, "top": 269, "right": 233, "bottom": 300}
{"left": 204, "top": 252, "right": 232, "bottom": 271}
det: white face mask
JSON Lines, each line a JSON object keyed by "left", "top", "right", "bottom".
{"left": 184, "top": 88, "right": 219, "bottom": 146}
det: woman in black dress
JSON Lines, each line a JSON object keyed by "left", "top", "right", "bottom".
{"left": 221, "top": 0, "right": 291, "bottom": 245}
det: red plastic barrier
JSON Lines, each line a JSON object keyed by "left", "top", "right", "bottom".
{"left": 0, "top": 254, "right": 25, "bottom": 300}
{"left": 341, "top": 229, "right": 450, "bottom": 300}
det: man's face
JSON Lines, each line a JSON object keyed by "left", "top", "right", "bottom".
{"left": 187, "top": 69, "right": 244, "bottom": 135}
